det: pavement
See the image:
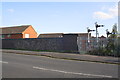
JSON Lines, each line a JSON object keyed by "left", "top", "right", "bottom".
{"left": 1, "top": 49, "right": 120, "bottom": 64}
{"left": 2, "top": 52, "right": 119, "bottom": 78}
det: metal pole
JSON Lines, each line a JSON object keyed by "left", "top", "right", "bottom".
{"left": 87, "top": 27, "right": 90, "bottom": 51}
{"left": 87, "top": 27, "right": 90, "bottom": 43}
{"left": 95, "top": 22, "right": 104, "bottom": 46}
{"left": 95, "top": 23, "right": 98, "bottom": 46}
{"left": 87, "top": 27, "right": 95, "bottom": 52}
{"left": 88, "top": 32, "right": 90, "bottom": 43}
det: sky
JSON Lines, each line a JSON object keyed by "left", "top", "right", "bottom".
{"left": 0, "top": 1, "right": 118, "bottom": 37}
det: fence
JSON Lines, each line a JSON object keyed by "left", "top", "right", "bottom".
{"left": 2, "top": 35, "right": 79, "bottom": 53}
{"left": 77, "top": 37, "right": 120, "bottom": 57}
{"left": 1, "top": 35, "right": 119, "bottom": 57}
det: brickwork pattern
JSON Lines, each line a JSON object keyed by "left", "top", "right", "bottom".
{"left": 2, "top": 35, "right": 79, "bottom": 53}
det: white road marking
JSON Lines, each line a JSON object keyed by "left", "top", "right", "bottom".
{"left": 23, "top": 55, "right": 30, "bottom": 56}
{"left": 0, "top": 61, "right": 8, "bottom": 64}
{"left": 33, "top": 66, "right": 112, "bottom": 78}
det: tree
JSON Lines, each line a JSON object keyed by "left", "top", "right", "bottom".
{"left": 87, "top": 23, "right": 119, "bottom": 57}
{"left": 106, "top": 23, "right": 118, "bottom": 56}
{"left": 110, "top": 23, "right": 117, "bottom": 38}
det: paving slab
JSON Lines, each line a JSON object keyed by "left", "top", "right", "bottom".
{"left": 1, "top": 49, "right": 119, "bottom": 64}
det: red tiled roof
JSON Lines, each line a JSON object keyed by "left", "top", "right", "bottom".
{"left": 0, "top": 25, "right": 30, "bottom": 34}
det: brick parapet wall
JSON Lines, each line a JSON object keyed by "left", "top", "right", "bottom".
{"left": 2, "top": 35, "right": 79, "bottom": 53}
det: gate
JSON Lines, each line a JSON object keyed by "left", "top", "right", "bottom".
{"left": 77, "top": 37, "right": 88, "bottom": 54}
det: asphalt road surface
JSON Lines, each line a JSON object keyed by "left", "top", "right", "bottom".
{"left": 1, "top": 52, "right": 118, "bottom": 78}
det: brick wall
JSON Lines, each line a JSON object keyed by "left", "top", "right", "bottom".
{"left": 2, "top": 35, "right": 79, "bottom": 53}
{"left": 2, "top": 34, "right": 23, "bottom": 39}
{"left": 23, "top": 26, "right": 37, "bottom": 38}
{"left": 2, "top": 38, "right": 63, "bottom": 51}
{"left": 63, "top": 34, "right": 78, "bottom": 52}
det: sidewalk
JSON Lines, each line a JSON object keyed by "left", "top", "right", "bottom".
{"left": 1, "top": 49, "right": 119, "bottom": 64}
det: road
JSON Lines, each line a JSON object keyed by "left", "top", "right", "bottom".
{"left": 1, "top": 52, "right": 118, "bottom": 78}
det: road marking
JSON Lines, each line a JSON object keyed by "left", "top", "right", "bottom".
{"left": 0, "top": 61, "right": 8, "bottom": 64}
{"left": 23, "top": 55, "right": 30, "bottom": 56}
{"left": 33, "top": 66, "right": 112, "bottom": 78}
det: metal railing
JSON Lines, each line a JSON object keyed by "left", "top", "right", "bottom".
{"left": 77, "top": 37, "right": 120, "bottom": 57}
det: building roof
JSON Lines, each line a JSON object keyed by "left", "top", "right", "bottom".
{"left": 38, "top": 33, "right": 63, "bottom": 38}
{"left": 40, "top": 33, "right": 63, "bottom": 35}
{"left": 38, "top": 33, "right": 89, "bottom": 38}
{"left": 0, "top": 25, "right": 31, "bottom": 34}
{"left": 40, "top": 33, "right": 88, "bottom": 35}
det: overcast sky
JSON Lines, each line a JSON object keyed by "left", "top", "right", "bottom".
{"left": 1, "top": 1, "right": 118, "bottom": 36}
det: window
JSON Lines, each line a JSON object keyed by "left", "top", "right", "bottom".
{"left": 59, "top": 36, "right": 63, "bottom": 37}
{"left": 2, "top": 35, "right": 5, "bottom": 39}
{"left": 7, "top": 34, "right": 11, "bottom": 37}
{"left": 25, "top": 34, "right": 29, "bottom": 38}
{"left": 0, "top": 35, "right": 2, "bottom": 39}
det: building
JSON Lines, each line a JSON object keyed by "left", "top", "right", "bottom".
{"left": 0, "top": 25, "right": 37, "bottom": 39}
{"left": 88, "top": 35, "right": 107, "bottom": 51}
{"left": 38, "top": 33, "right": 89, "bottom": 38}
{"left": 38, "top": 33, "right": 90, "bottom": 53}
{"left": 77, "top": 33, "right": 91, "bottom": 53}
{"left": 38, "top": 33, "right": 63, "bottom": 38}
